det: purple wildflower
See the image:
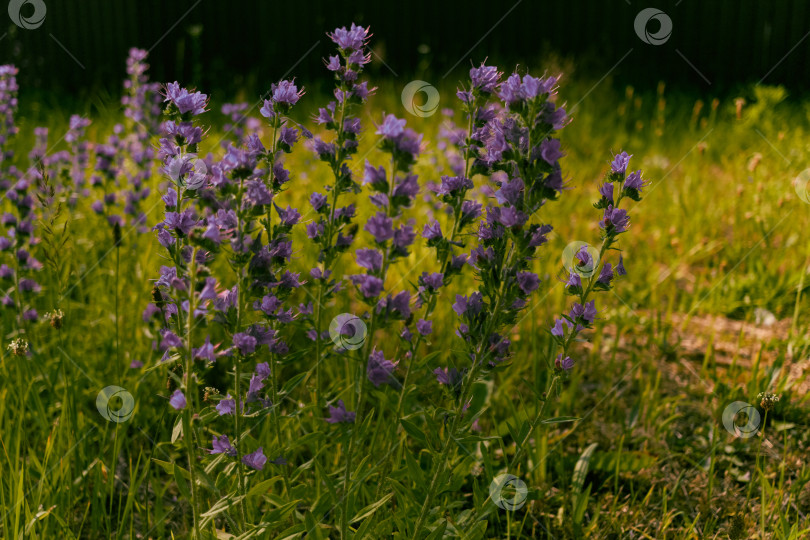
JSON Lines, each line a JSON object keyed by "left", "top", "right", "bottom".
{"left": 242, "top": 447, "right": 267, "bottom": 470}
{"left": 350, "top": 274, "right": 384, "bottom": 298}
{"left": 365, "top": 212, "right": 394, "bottom": 243}
{"left": 419, "top": 272, "right": 444, "bottom": 290}
{"left": 599, "top": 182, "right": 614, "bottom": 202}
{"left": 326, "top": 399, "right": 356, "bottom": 424}
{"left": 565, "top": 273, "right": 582, "bottom": 293}
{"left": 597, "top": 263, "right": 614, "bottom": 286}
{"left": 247, "top": 374, "right": 264, "bottom": 401}
{"left": 356, "top": 248, "right": 383, "bottom": 272}
{"left": 233, "top": 332, "right": 257, "bottom": 355}
{"left": 163, "top": 82, "right": 208, "bottom": 116}
{"left": 470, "top": 63, "right": 501, "bottom": 93}
{"left": 271, "top": 80, "right": 304, "bottom": 107}
{"left": 367, "top": 348, "right": 398, "bottom": 387}
{"left": 624, "top": 169, "right": 646, "bottom": 193}
{"left": 434, "top": 367, "right": 463, "bottom": 387}
{"left": 616, "top": 255, "right": 627, "bottom": 276}
{"left": 610, "top": 151, "right": 632, "bottom": 175}
{"left": 208, "top": 434, "right": 237, "bottom": 456}
{"left": 376, "top": 114, "right": 406, "bottom": 139}
{"left": 422, "top": 221, "right": 443, "bottom": 241}
{"left": 570, "top": 300, "right": 598, "bottom": 325}
{"left": 328, "top": 23, "right": 369, "bottom": 51}
{"left": 216, "top": 396, "right": 235, "bottom": 416}
{"left": 540, "top": 139, "right": 564, "bottom": 165}
{"left": 516, "top": 271, "right": 540, "bottom": 295}
{"left": 453, "top": 292, "right": 484, "bottom": 317}
{"left": 310, "top": 192, "right": 328, "bottom": 211}
{"left": 256, "top": 362, "right": 270, "bottom": 380}
{"left": 551, "top": 318, "right": 568, "bottom": 338}
{"left": 600, "top": 205, "right": 630, "bottom": 233}
{"left": 169, "top": 389, "right": 186, "bottom": 410}
{"left": 193, "top": 336, "right": 217, "bottom": 363}
{"left": 555, "top": 354, "right": 575, "bottom": 371}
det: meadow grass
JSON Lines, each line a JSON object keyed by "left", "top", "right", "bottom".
{"left": 1, "top": 77, "right": 810, "bottom": 539}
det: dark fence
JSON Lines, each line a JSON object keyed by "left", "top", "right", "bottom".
{"left": 4, "top": 0, "right": 810, "bottom": 96}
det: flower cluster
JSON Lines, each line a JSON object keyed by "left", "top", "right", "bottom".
{"left": 0, "top": 65, "right": 19, "bottom": 164}
{"left": 0, "top": 65, "right": 42, "bottom": 324}
{"left": 65, "top": 115, "right": 93, "bottom": 198}
{"left": 221, "top": 102, "right": 261, "bottom": 147}
{"left": 419, "top": 64, "right": 506, "bottom": 383}
{"left": 443, "top": 70, "right": 566, "bottom": 384}
{"left": 303, "top": 23, "right": 377, "bottom": 408}
{"left": 552, "top": 151, "right": 643, "bottom": 371}
{"left": 122, "top": 48, "right": 162, "bottom": 138}
{"left": 119, "top": 48, "right": 162, "bottom": 232}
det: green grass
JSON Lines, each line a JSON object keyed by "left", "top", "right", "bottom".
{"left": 2, "top": 76, "right": 810, "bottom": 539}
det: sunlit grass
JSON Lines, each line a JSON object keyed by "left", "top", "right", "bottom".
{"left": 1, "top": 77, "right": 810, "bottom": 538}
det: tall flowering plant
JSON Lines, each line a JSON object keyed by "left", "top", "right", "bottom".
{"left": 306, "top": 23, "right": 375, "bottom": 405}
{"left": 499, "top": 152, "right": 643, "bottom": 467}
{"left": 152, "top": 82, "right": 212, "bottom": 537}
{"left": 331, "top": 112, "right": 423, "bottom": 534}
{"left": 408, "top": 70, "right": 570, "bottom": 536}
{"left": 0, "top": 65, "right": 43, "bottom": 328}
{"left": 150, "top": 77, "right": 310, "bottom": 535}
{"left": 370, "top": 64, "right": 495, "bottom": 497}
{"left": 121, "top": 48, "right": 162, "bottom": 233}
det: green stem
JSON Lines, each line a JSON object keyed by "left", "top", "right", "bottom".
{"left": 413, "top": 256, "right": 512, "bottom": 538}
{"left": 184, "top": 246, "right": 201, "bottom": 539}
{"left": 314, "top": 92, "right": 350, "bottom": 404}
{"left": 269, "top": 349, "right": 292, "bottom": 496}
{"left": 341, "top": 142, "right": 401, "bottom": 538}
{"left": 790, "top": 255, "right": 808, "bottom": 339}
{"left": 508, "top": 375, "right": 558, "bottom": 470}
{"left": 340, "top": 375, "right": 367, "bottom": 539}
{"left": 233, "top": 177, "right": 249, "bottom": 530}
{"left": 380, "top": 106, "right": 482, "bottom": 512}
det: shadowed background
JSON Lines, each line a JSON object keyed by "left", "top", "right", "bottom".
{"left": 6, "top": 0, "right": 810, "bottom": 97}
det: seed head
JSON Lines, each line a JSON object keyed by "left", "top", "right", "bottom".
{"left": 203, "top": 387, "right": 220, "bottom": 402}
{"left": 757, "top": 392, "right": 780, "bottom": 411}
{"left": 7, "top": 338, "right": 28, "bottom": 357}
{"left": 47, "top": 309, "right": 64, "bottom": 329}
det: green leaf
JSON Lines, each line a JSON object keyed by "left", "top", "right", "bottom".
{"left": 400, "top": 418, "right": 428, "bottom": 446}
{"left": 504, "top": 417, "right": 532, "bottom": 451}
{"left": 151, "top": 459, "right": 174, "bottom": 476}
{"left": 200, "top": 492, "right": 244, "bottom": 529}
{"left": 174, "top": 463, "right": 192, "bottom": 500}
{"left": 271, "top": 523, "right": 307, "bottom": 540}
{"left": 465, "top": 381, "right": 490, "bottom": 419}
{"left": 246, "top": 478, "right": 274, "bottom": 498}
{"left": 350, "top": 492, "right": 393, "bottom": 523}
{"left": 541, "top": 416, "right": 580, "bottom": 425}
{"left": 464, "top": 520, "right": 489, "bottom": 539}
{"left": 280, "top": 372, "right": 307, "bottom": 395}
{"left": 573, "top": 483, "right": 591, "bottom": 525}
{"left": 425, "top": 521, "right": 448, "bottom": 539}
{"left": 572, "top": 442, "right": 598, "bottom": 494}
{"left": 404, "top": 449, "right": 424, "bottom": 486}
{"left": 171, "top": 417, "right": 183, "bottom": 443}
{"left": 417, "top": 349, "right": 444, "bottom": 367}
{"left": 263, "top": 500, "right": 300, "bottom": 522}
{"left": 304, "top": 511, "right": 324, "bottom": 540}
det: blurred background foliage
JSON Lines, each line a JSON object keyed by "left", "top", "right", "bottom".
{"left": 6, "top": 0, "right": 810, "bottom": 101}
